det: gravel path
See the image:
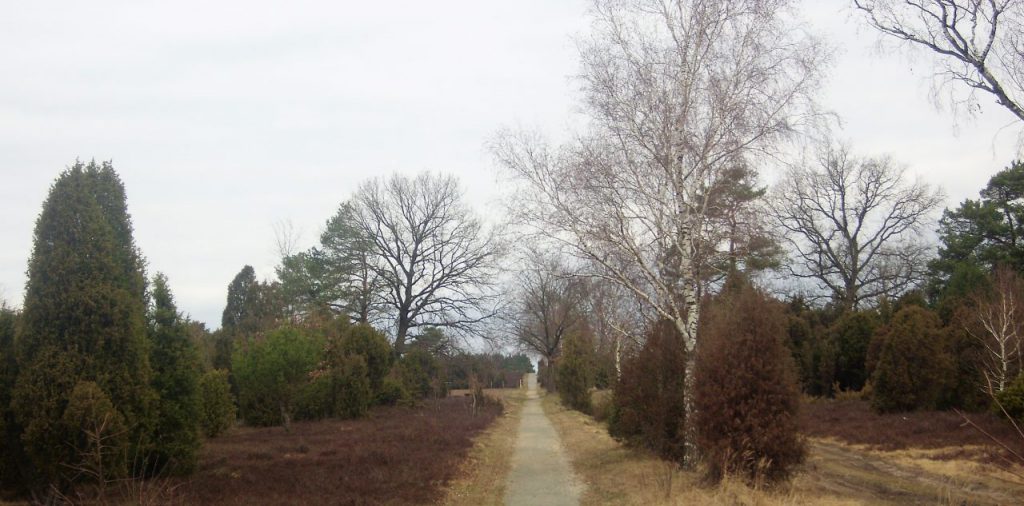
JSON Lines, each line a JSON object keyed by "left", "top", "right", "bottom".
{"left": 503, "top": 374, "right": 581, "bottom": 506}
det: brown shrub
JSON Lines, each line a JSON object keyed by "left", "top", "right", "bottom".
{"left": 608, "top": 319, "right": 688, "bottom": 463}
{"left": 694, "top": 276, "right": 805, "bottom": 484}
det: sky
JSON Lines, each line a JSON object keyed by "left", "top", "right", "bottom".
{"left": 1, "top": 1, "right": 1020, "bottom": 328}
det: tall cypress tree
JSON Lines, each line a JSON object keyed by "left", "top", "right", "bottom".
{"left": 12, "top": 161, "right": 156, "bottom": 488}
{"left": 148, "top": 273, "right": 200, "bottom": 474}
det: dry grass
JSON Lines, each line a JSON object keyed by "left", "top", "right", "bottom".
{"left": 801, "top": 399, "right": 1024, "bottom": 467}
{"left": 441, "top": 388, "right": 527, "bottom": 505}
{"left": 169, "top": 396, "right": 502, "bottom": 505}
{"left": 542, "top": 392, "right": 1024, "bottom": 505}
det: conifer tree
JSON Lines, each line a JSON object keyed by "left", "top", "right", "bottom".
{"left": 11, "top": 161, "right": 155, "bottom": 489}
{"left": 0, "top": 306, "right": 24, "bottom": 488}
{"left": 148, "top": 273, "right": 201, "bottom": 474}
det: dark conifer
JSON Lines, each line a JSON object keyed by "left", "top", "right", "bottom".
{"left": 12, "top": 161, "right": 155, "bottom": 488}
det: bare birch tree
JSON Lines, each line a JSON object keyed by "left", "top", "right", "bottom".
{"left": 853, "top": 0, "right": 1024, "bottom": 123}
{"left": 350, "top": 172, "right": 500, "bottom": 355}
{"left": 769, "top": 142, "right": 945, "bottom": 309}
{"left": 495, "top": 0, "right": 828, "bottom": 353}
{"left": 965, "top": 266, "right": 1024, "bottom": 392}
{"left": 494, "top": 0, "right": 828, "bottom": 462}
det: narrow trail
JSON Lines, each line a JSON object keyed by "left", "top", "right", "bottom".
{"left": 503, "top": 374, "right": 581, "bottom": 506}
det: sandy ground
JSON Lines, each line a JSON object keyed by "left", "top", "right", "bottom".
{"left": 503, "top": 374, "right": 582, "bottom": 506}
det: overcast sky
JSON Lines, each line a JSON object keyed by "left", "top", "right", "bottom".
{"left": 1, "top": 1, "right": 1020, "bottom": 328}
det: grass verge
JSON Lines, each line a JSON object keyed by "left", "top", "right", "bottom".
{"left": 541, "top": 392, "right": 1024, "bottom": 505}
{"left": 441, "top": 388, "right": 527, "bottom": 505}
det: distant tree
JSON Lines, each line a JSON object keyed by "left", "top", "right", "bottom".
{"left": 147, "top": 273, "right": 201, "bottom": 474}
{"left": 931, "top": 161, "right": 1024, "bottom": 300}
{"left": 770, "top": 142, "right": 944, "bottom": 309}
{"left": 12, "top": 161, "right": 156, "bottom": 490}
{"left": 349, "top": 173, "right": 501, "bottom": 355}
{"left": 502, "top": 354, "right": 535, "bottom": 374}
{"left": 854, "top": 0, "right": 1024, "bottom": 123}
{"left": 871, "top": 306, "right": 954, "bottom": 412}
{"left": 319, "top": 202, "right": 384, "bottom": 323}
{"left": 196, "top": 370, "right": 235, "bottom": 438}
{"left": 509, "top": 254, "right": 585, "bottom": 390}
{"left": 695, "top": 276, "right": 805, "bottom": 484}
{"left": 216, "top": 266, "right": 284, "bottom": 367}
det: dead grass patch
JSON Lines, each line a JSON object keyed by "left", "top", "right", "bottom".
{"left": 441, "top": 388, "right": 526, "bottom": 505}
{"left": 543, "top": 392, "right": 1024, "bottom": 505}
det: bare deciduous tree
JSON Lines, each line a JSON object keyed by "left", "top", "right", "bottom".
{"left": 853, "top": 0, "right": 1024, "bottom": 122}
{"left": 508, "top": 254, "right": 586, "bottom": 369}
{"left": 769, "top": 142, "right": 945, "bottom": 309}
{"left": 350, "top": 172, "right": 500, "bottom": 355}
{"left": 964, "top": 266, "right": 1024, "bottom": 392}
{"left": 495, "top": 0, "right": 829, "bottom": 352}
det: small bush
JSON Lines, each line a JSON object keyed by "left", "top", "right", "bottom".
{"left": 399, "top": 349, "right": 441, "bottom": 400}
{"left": 376, "top": 376, "right": 409, "bottom": 406}
{"left": 870, "top": 306, "right": 953, "bottom": 413}
{"left": 197, "top": 370, "right": 235, "bottom": 437}
{"left": 61, "top": 381, "right": 129, "bottom": 484}
{"left": 340, "top": 324, "right": 393, "bottom": 393}
{"left": 558, "top": 333, "right": 593, "bottom": 413}
{"left": 590, "top": 390, "right": 613, "bottom": 423}
{"left": 995, "top": 373, "right": 1024, "bottom": 422}
{"left": 608, "top": 319, "right": 688, "bottom": 463}
{"left": 335, "top": 355, "right": 372, "bottom": 418}
{"left": 695, "top": 276, "right": 805, "bottom": 484}
{"left": 233, "top": 326, "right": 322, "bottom": 426}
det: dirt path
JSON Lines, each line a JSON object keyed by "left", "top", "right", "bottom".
{"left": 503, "top": 374, "right": 581, "bottom": 506}
{"left": 800, "top": 439, "right": 1024, "bottom": 505}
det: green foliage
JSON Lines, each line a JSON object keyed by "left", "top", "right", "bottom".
{"left": 12, "top": 162, "right": 156, "bottom": 489}
{"left": 399, "top": 349, "right": 442, "bottom": 400}
{"left": 218, "top": 266, "right": 285, "bottom": 368}
{"left": 0, "top": 307, "right": 24, "bottom": 488}
{"left": 784, "top": 298, "right": 835, "bottom": 397}
{"left": 196, "top": 370, "right": 235, "bottom": 437}
{"left": 608, "top": 319, "right": 688, "bottom": 463}
{"left": 931, "top": 161, "right": 1024, "bottom": 303}
{"left": 375, "top": 376, "right": 409, "bottom": 405}
{"left": 232, "top": 326, "right": 323, "bottom": 426}
{"left": 333, "top": 354, "right": 372, "bottom": 418}
{"left": 61, "top": 381, "right": 129, "bottom": 483}
{"left": 147, "top": 274, "right": 201, "bottom": 474}
{"left": 995, "top": 372, "right": 1024, "bottom": 422}
{"left": 870, "top": 306, "right": 954, "bottom": 413}
{"left": 694, "top": 275, "right": 805, "bottom": 484}
{"left": 557, "top": 333, "right": 593, "bottom": 413}
{"left": 829, "top": 311, "right": 877, "bottom": 392}
{"left": 340, "top": 324, "right": 393, "bottom": 392}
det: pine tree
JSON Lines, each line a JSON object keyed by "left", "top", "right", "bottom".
{"left": 148, "top": 273, "right": 201, "bottom": 474}
{"left": 11, "top": 161, "right": 156, "bottom": 489}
